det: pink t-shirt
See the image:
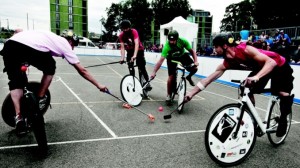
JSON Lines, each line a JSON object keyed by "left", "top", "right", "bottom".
{"left": 223, "top": 42, "right": 286, "bottom": 69}
{"left": 119, "top": 28, "right": 144, "bottom": 50}
{"left": 9, "top": 30, "right": 79, "bottom": 64}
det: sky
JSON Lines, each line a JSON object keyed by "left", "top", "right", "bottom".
{"left": 0, "top": 0, "right": 242, "bottom": 33}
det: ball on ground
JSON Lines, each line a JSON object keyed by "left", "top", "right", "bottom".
{"left": 158, "top": 106, "right": 163, "bottom": 112}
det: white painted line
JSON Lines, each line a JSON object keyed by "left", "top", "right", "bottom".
{"left": 96, "top": 57, "right": 123, "bottom": 78}
{"left": 0, "top": 129, "right": 205, "bottom": 150}
{"left": 57, "top": 76, "right": 118, "bottom": 138}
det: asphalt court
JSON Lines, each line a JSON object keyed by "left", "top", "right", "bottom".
{"left": 0, "top": 55, "right": 300, "bottom": 167}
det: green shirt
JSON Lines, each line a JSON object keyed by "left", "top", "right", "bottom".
{"left": 161, "top": 37, "right": 192, "bottom": 59}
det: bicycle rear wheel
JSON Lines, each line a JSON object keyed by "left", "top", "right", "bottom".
{"left": 205, "top": 103, "right": 257, "bottom": 166}
{"left": 1, "top": 82, "right": 51, "bottom": 127}
{"left": 120, "top": 74, "right": 143, "bottom": 106}
{"left": 177, "top": 78, "right": 186, "bottom": 113}
{"left": 267, "top": 100, "right": 292, "bottom": 146}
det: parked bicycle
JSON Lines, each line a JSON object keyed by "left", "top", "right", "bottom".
{"left": 120, "top": 62, "right": 152, "bottom": 106}
{"left": 205, "top": 79, "right": 293, "bottom": 166}
{"left": 1, "top": 64, "right": 51, "bottom": 152}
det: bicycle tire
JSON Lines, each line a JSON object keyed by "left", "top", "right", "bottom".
{"left": 267, "top": 99, "right": 292, "bottom": 146}
{"left": 205, "top": 103, "right": 257, "bottom": 166}
{"left": 177, "top": 78, "right": 186, "bottom": 114}
{"left": 139, "top": 73, "right": 149, "bottom": 98}
{"left": 25, "top": 92, "right": 48, "bottom": 152}
{"left": 120, "top": 74, "right": 143, "bottom": 106}
{"left": 1, "top": 82, "right": 51, "bottom": 127}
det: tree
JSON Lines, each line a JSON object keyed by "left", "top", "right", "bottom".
{"left": 220, "top": 0, "right": 254, "bottom": 32}
{"left": 101, "top": 0, "right": 152, "bottom": 42}
{"left": 122, "top": 0, "right": 153, "bottom": 42}
{"left": 253, "top": 0, "right": 300, "bottom": 29}
{"left": 151, "top": 0, "right": 192, "bottom": 26}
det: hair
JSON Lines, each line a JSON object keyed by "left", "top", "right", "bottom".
{"left": 120, "top": 20, "right": 131, "bottom": 30}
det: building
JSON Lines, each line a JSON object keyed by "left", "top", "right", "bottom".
{"left": 188, "top": 9, "right": 213, "bottom": 50}
{"left": 50, "top": 0, "right": 88, "bottom": 37}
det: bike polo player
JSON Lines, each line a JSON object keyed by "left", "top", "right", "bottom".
{"left": 0, "top": 30, "right": 108, "bottom": 135}
{"left": 150, "top": 30, "right": 199, "bottom": 105}
{"left": 184, "top": 33, "right": 294, "bottom": 137}
{"left": 119, "top": 19, "right": 152, "bottom": 91}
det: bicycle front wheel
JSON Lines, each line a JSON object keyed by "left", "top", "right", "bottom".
{"left": 120, "top": 74, "right": 143, "bottom": 106}
{"left": 25, "top": 92, "right": 48, "bottom": 152}
{"left": 205, "top": 103, "right": 257, "bottom": 166}
{"left": 267, "top": 100, "right": 292, "bottom": 146}
{"left": 177, "top": 78, "right": 186, "bottom": 113}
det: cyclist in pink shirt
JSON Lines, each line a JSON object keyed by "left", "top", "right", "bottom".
{"left": 0, "top": 30, "right": 108, "bottom": 135}
{"left": 185, "top": 33, "right": 294, "bottom": 137}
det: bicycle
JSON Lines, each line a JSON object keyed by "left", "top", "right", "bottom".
{"left": 205, "top": 79, "right": 293, "bottom": 166}
{"left": 167, "top": 60, "right": 189, "bottom": 113}
{"left": 1, "top": 64, "right": 51, "bottom": 152}
{"left": 120, "top": 62, "right": 152, "bottom": 106}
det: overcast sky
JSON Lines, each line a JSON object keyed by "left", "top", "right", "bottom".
{"left": 0, "top": 0, "right": 242, "bottom": 33}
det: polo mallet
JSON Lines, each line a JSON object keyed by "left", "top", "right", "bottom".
{"left": 105, "top": 90, "right": 155, "bottom": 122}
{"left": 163, "top": 101, "right": 185, "bottom": 120}
{"left": 84, "top": 61, "right": 120, "bottom": 68}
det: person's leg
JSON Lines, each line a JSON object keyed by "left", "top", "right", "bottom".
{"left": 180, "top": 53, "right": 198, "bottom": 86}
{"left": 29, "top": 51, "right": 56, "bottom": 110}
{"left": 2, "top": 41, "right": 29, "bottom": 135}
{"left": 126, "top": 50, "right": 135, "bottom": 76}
{"left": 136, "top": 50, "right": 152, "bottom": 91}
{"left": 271, "top": 63, "right": 294, "bottom": 137}
{"left": 166, "top": 59, "right": 177, "bottom": 105}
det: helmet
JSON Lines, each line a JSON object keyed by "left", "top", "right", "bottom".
{"left": 61, "top": 29, "right": 79, "bottom": 46}
{"left": 212, "top": 33, "right": 234, "bottom": 47}
{"left": 168, "top": 30, "right": 179, "bottom": 41}
{"left": 120, "top": 20, "right": 131, "bottom": 30}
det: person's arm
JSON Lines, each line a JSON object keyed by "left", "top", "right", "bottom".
{"left": 243, "top": 45, "right": 277, "bottom": 83}
{"left": 72, "top": 63, "right": 107, "bottom": 92}
{"left": 185, "top": 63, "right": 226, "bottom": 101}
{"left": 188, "top": 48, "right": 199, "bottom": 66}
{"left": 150, "top": 56, "right": 165, "bottom": 79}
{"left": 131, "top": 38, "right": 139, "bottom": 62}
{"left": 120, "top": 42, "right": 126, "bottom": 63}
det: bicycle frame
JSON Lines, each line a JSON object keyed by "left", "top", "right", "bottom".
{"left": 234, "top": 86, "right": 279, "bottom": 137}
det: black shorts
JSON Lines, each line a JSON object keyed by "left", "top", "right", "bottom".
{"left": 1, "top": 40, "right": 56, "bottom": 90}
{"left": 126, "top": 49, "right": 146, "bottom": 68}
{"left": 249, "top": 61, "right": 294, "bottom": 95}
{"left": 167, "top": 53, "right": 194, "bottom": 76}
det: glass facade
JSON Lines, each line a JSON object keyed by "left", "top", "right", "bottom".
{"left": 50, "top": 0, "right": 88, "bottom": 37}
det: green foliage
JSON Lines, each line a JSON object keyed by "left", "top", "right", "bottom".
{"left": 220, "top": 0, "right": 254, "bottom": 32}
{"left": 101, "top": 0, "right": 192, "bottom": 43}
{"left": 221, "top": 0, "right": 300, "bottom": 32}
{"left": 253, "top": 0, "right": 300, "bottom": 29}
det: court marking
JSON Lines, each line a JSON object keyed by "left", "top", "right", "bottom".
{"left": 57, "top": 76, "right": 118, "bottom": 138}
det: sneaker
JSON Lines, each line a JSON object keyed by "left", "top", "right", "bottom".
{"left": 145, "top": 83, "right": 152, "bottom": 91}
{"left": 186, "top": 76, "right": 195, "bottom": 86}
{"left": 166, "top": 95, "right": 173, "bottom": 106}
{"left": 15, "top": 115, "right": 27, "bottom": 136}
{"left": 276, "top": 117, "right": 288, "bottom": 137}
{"left": 39, "top": 95, "right": 48, "bottom": 111}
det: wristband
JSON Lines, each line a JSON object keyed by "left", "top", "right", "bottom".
{"left": 197, "top": 81, "right": 205, "bottom": 90}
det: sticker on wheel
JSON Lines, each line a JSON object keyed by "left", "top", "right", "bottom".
{"left": 212, "top": 113, "right": 237, "bottom": 143}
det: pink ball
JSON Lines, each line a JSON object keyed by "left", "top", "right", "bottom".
{"left": 158, "top": 106, "right": 163, "bottom": 112}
